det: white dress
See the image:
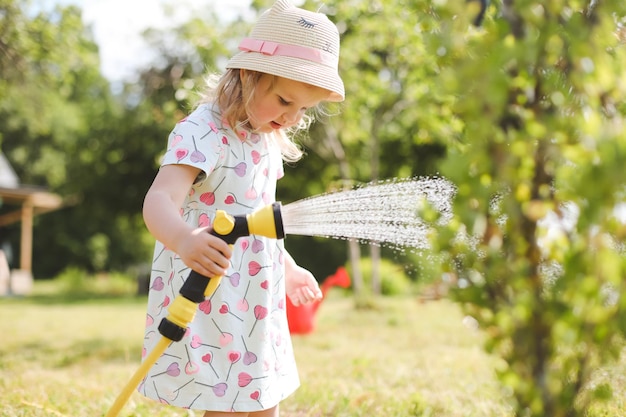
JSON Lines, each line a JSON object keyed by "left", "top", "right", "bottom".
{"left": 139, "top": 103, "right": 299, "bottom": 412}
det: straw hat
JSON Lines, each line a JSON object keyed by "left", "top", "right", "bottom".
{"left": 226, "top": 0, "right": 345, "bottom": 102}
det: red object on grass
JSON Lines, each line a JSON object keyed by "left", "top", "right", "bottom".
{"left": 286, "top": 267, "right": 351, "bottom": 334}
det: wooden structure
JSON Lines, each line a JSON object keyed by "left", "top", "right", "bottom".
{"left": 0, "top": 153, "right": 63, "bottom": 277}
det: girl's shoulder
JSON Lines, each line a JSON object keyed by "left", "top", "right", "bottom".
{"left": 180, "top": 103, "right": 223, "bottom": 131}
{"left": 169, "top": 104, "right": 238, "bottom": 143}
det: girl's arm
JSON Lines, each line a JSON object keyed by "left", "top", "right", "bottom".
{"left": 143, "top": 164, "right": 232, "bottom": 278}
{"left": 284, "top": 250, "right": 323, "bottom": 306}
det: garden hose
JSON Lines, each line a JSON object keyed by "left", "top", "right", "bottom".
{"left": 105, "top": 203, "right": 284, "bottom": 417}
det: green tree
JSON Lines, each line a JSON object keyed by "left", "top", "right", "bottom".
{"left": 0, "top": 0, "right": 126, "bottom": 275}
{"left": 429, "top": 1, "right": 626, "bottom": 415}
{"left": 0, "top": 1, "right": 105, "bottom": 187}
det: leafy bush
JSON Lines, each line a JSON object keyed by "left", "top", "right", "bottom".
{"left": 429, "top": 1, "right": 626, "bottom": 416}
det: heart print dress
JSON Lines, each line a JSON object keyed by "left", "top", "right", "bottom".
{"left": 139, "top": 103, "right": 299, "bottom": 412}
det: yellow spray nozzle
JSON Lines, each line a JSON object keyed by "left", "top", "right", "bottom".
{"left": 210, "top": 203, "right": 284, "bottom": 244}
{"left": 247, "top": 202, "right": 284, "bottom": 239}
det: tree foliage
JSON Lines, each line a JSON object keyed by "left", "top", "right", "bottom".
{"left": 0, "top": 1, "right": 105, "bottom": 187}
{"left": 427, "top": 1, "right": 626, "bottom": 415}
{"left": 0, "top": 0, "right": 125, "bottom": 274}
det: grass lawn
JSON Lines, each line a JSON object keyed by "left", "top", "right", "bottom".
{"left": 0, "top": 280, "right": 624, "bottom": 416}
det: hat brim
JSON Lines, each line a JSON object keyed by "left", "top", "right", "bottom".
{"left": 227, "top": 52, "right": 345, "bottom": 102}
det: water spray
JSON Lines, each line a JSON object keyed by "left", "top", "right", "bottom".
{"left": 281, "top": 177, "right": 454, "bottom": 249}
{"left": 106, "top": 177, "right": 454, "bottom": 416}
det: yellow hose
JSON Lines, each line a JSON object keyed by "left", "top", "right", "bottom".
{"left": 105, "top": 277, "right": 223, "bottom": 417}
{"left": 105, "top": 205, "right": 280, "bottom": 416}
{"left": 105, "top": 337, "right": 170, "bottom": 417}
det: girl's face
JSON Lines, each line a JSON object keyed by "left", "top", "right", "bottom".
{"left": 244, "top": 72, "right": 330, "bottom": 133}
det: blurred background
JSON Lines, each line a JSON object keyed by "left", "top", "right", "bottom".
{"left": 0, "top": 0, "right": 448, "bottom": 290}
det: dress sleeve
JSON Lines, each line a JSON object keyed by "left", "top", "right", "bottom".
{"left": 161, "top": 105, "right": 224, "bottom": 178}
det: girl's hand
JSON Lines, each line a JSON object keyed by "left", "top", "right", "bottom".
{"left": 176, "top": 227, "right": 233, "bottom": 278}
{"left": 143, "top": 165, "right": 233, "bottom": 278}
{"left": 285, "top": 264, "right": 323, "bottom": 306}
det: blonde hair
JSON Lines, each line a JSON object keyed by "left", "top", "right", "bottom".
{"left": 196, "top": 69, "right": 317, "bottom": 163}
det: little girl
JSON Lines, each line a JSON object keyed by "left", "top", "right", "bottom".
{"left": 139, "top": 1, "right": 344, "bottom": 416}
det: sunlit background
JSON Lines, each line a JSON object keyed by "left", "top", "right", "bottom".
{"left": 35, "top": 0, "right": 254, "bottom": 81}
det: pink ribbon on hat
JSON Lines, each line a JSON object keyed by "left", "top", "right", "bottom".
{"left": 238, "top": 37, "right": 337, "bottom": 66}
